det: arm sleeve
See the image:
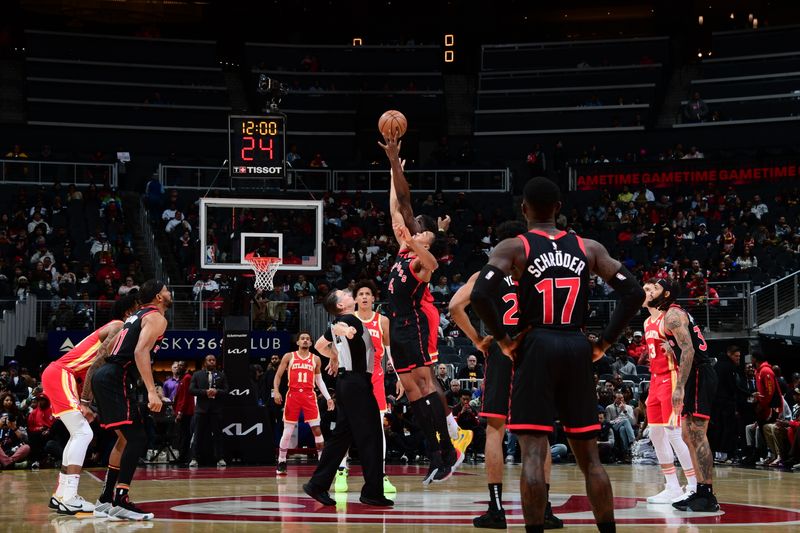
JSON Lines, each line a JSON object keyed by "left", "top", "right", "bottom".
{"left": 315, "top": 374, "right": 331, "bottom": 400}
{"left": 601, "top": 265, "right": 645, "bottom": 345}
{"left": 470, "top": 264, "right": 509, "bottom": 341}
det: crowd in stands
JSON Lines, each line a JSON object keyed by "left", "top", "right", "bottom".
{"left": 0, "top": 182, "right": 142, "bottom": 329}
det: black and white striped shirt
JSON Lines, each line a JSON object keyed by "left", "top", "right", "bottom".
{"left": 324, "top": 314, "right": 373, "bottom": 373}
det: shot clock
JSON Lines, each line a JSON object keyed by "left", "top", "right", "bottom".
{"left": 228, "top": 115, "right": 286, "bottom": 179}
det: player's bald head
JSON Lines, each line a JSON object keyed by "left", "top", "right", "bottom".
{"left": 522, "top": 177, "right": 561, "bottom": 220}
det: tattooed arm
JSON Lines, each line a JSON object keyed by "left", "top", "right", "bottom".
{"left": 81, "top": 323, "right": 124, "bottom": 404}
{"left": 664, "top": 307, "right": 694, "bottom": 415}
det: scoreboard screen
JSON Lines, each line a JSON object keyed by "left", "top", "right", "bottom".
{"left": 228, "top": 115, "right": 286, "bottom": 179}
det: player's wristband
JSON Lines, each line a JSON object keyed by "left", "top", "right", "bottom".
{"left": 80, "top": 399, "right": 91, "bottom": 405}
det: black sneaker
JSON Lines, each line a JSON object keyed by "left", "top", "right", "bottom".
{"left": 544, "top": 501, "right": 564, "bottom": 529}
{"left": 421, "top": 464, "right": 439, "bottom": 486}
{"left": 303, "top": 483, "right": 335, "bottom": 506}
{"left": 672, "top": 491, "right": 720, "bottom": 512}
{"left": 276, "top": 462, "right": 287, "bottom": 476}
{"left": 432, "top": 465, "right": 454, "bottom": 483}
{"left": 473, "top": 508, "right": 507, "bottom": 529}
{"left": 359, "top": 495, "right": 394, "bottom": 507}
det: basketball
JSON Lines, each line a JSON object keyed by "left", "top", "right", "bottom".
{"left": 378, "top": 109, "right": 407, "bottom": 138}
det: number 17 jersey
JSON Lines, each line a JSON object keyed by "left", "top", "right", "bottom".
{"left": 516, "top": 230, "right": 590, "bottom": 330}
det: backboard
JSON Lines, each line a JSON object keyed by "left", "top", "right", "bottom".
{"left": 199, "top": 198, "right": 324, "bottom": 271}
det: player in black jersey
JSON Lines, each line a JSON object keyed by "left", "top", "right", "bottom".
{"left": 649, "top": 279, "right": 720, "bottom": 512}
{"left": 379, "top": 132, "right": 463, "bottom": 485}
{"left": 471, "top": 177, "right": 645, "bottom": 533}
{"left": 91, "top": 279, "right": 171, "bottom": 521}
{"left": 450, "top": 220, "right": 563, "bottom": 530}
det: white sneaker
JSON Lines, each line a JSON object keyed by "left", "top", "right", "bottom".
{"left": 672, "top": 489, "right": 695, "bottom": 503}
{"left": 56, "top": 494, "right": 96, "bottom": 514}
{"left": 94, "top": 501, "right": 113, "bottom": 518}
{"left": 647, "top": 486, "right": 684, "bottom": 504}
{"left": 217, "top": 459, "right": 227, "bottom": 467}
{"left": 189, "top": 459, "right": 198, "bottom": 467}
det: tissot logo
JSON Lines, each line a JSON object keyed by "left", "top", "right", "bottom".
{"left": 229, "top": 389, "right": 250, "bottom": 396}
{"left": 227, "top": 348, "right": 247, "bottom": 355}
{"left": 234, "top": 166, "right": 283, "bottom": 174}
{"left": 223, "top": 423, "right": 263, "bottom": 436}
{"left": 59, "top": 338, "right": 75, "bottom": 353}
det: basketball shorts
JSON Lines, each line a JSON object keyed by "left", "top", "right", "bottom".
{"left": 284, "top": 389, "right": 320, "bottom": 426}
{"left": 508, "top": 329, "right": 599, "bottom": 439}
{"left": 479, "top": 342, "right": 513, "bottom": 421}
{"left": 421, "top": 300, "right": 440, "bottom": 360}
{"left": 92, "top": 361, "right": 140, "bottom": 429}
{"left": 390, "top": 312, "right": 435, "bottom": 374}
{"left": 646, "top": 370, "right": 680, "bottom": 427}
{"left": 682, "top": 363, "right": 718, "bottom": 420}
{"left": 41, "top": 364, "right": 81, "bottom": 417}
{"left": 372, "top": 366, "right": 387, "bottom": 412}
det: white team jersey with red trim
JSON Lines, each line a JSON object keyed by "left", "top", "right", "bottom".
{"left": 287, "top": 351, "right": 315, "bottom": 390}
{"left": 359, "top": 311, "right": 385, "bottom": 372}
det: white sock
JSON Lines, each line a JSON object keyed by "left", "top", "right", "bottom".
{"left": 62, "top": 474, "right": 80, "bottom": 501}
{"left": 278, "top": 448, "right": 288, "bottom": 463}
{"left": 315, "top": 435, "right": 324, "bottom": 460}
{"left": 55, "top": 473, "right": 66, "bottom": 498}
{"left": 339, "top": 453, "right": 349, "bottom": 470}
{"left": 661, "top": 465, "right": 680, "bottom": 490}
{"left": 667, "top": 427, "right": 696, "bottom": 490}
{"left": 446, "top": 413, "right": 460, "bottom": 440}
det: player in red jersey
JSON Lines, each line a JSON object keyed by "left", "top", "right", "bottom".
{"left": 333, "top": 280, "right": 398, "bottom": 494}
{"left": 642, "top": 281, "right": 697, "bottom": 505}
{"left": 651, "top": 279, "right": 720, "bottom": 512}
{"left": 273, "top": 332, "right": 334, "bottom": 476}
{"left": 41, "top": 292, "right": 139, "bottom": 515}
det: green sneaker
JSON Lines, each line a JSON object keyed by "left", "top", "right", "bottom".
{"left": 383, "top": 475, "right": 397, "bottom": 493}
{"left": 334, "top": 468, "right": 349, "bottom": 492}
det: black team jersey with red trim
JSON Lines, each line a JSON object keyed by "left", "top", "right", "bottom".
{"left": 107, "top": 305, "right": 164, "bottom": 368}
{"left": 664, "top": 304, "right": 711, "bottom": 367}
{"left": 516, "top": 230, "right": 590, "bottom": 330}
{"left": 387, "top": 250, "right": 426, "bottom": 318}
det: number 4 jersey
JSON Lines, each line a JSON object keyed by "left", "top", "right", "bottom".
{"left": 516, "top": 230, "right": 590, "bottom": 330}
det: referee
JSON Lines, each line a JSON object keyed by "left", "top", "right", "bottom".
{"left": 303, "top": 289, "right": 392, "bottom": 507}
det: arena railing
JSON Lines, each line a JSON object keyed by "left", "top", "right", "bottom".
{"left": 0, "top": 158, "right": 118, "bottom": 187}
{"left": 0, "top": 296, "right": 37, "bottom": 362}
{"left": 332, "top": 168, "right": 511, "bottom": 192}
{"left": 137, "top": 196, "right": 168, "bottom": 287}
{"left": 750, "top": 270, "right": 800, "bottom": 327}
{"left": 33, "top": 297, "right": 302, "bottom": 334}
{"left": 158, "top": 164, "right": 330, "bottom": 192}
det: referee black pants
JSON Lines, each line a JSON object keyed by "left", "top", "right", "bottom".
{"left": 308, "top": 371, "right": 384, "bottom": 498}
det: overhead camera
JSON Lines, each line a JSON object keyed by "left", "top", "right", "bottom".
{"left": 257, "top": 74, "right": 288, "bottom": 112}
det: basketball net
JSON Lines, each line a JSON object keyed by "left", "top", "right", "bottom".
{"left": 244, "top": 254, "right": 281, "bottom": 291}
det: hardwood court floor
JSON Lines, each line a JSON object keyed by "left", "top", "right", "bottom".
{"left": 6, "top": 461, "right": 800, "bottom": 532}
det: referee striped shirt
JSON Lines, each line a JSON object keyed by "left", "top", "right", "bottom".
{"left": 324, "top": 314, "right": 373, "bottom": 373}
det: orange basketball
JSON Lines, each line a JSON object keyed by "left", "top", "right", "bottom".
{"left": 378, "top": 109, "right": 407, "bottom": 138}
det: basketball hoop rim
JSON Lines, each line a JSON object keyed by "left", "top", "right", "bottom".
{"left": 244, "top": 254, "right": 282, "bottom": 270}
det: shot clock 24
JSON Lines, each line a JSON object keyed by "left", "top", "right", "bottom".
{"left": 228, "top": 115, "right": 286, "bottom": 179}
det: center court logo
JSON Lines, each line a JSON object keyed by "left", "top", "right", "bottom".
{"left": 139, "top": 493, "right": 800, "bottom": 526}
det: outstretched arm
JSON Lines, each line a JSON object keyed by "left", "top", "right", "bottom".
{"left": 664, "top": 308, "right": 693, "bottom": 414}
{"left": 380, "top": 133, "right": 420, "bottom": 234}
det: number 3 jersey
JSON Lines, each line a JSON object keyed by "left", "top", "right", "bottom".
{"left": 664, "top": 305, "right": 711, "bottom": 368}
{"left": 516, "top": 230, "right": 590, "bottom": 330}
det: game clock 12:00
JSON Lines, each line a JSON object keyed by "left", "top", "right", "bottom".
{"left": 228, "top": 115, "right": 286, "bottom": 179}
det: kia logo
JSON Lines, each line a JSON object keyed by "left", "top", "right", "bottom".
{"left": 223, "top": 423, "right": 263, "bottom": 436}
{"left": 227, "top": 348, "right": 247, "bottom": 355}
